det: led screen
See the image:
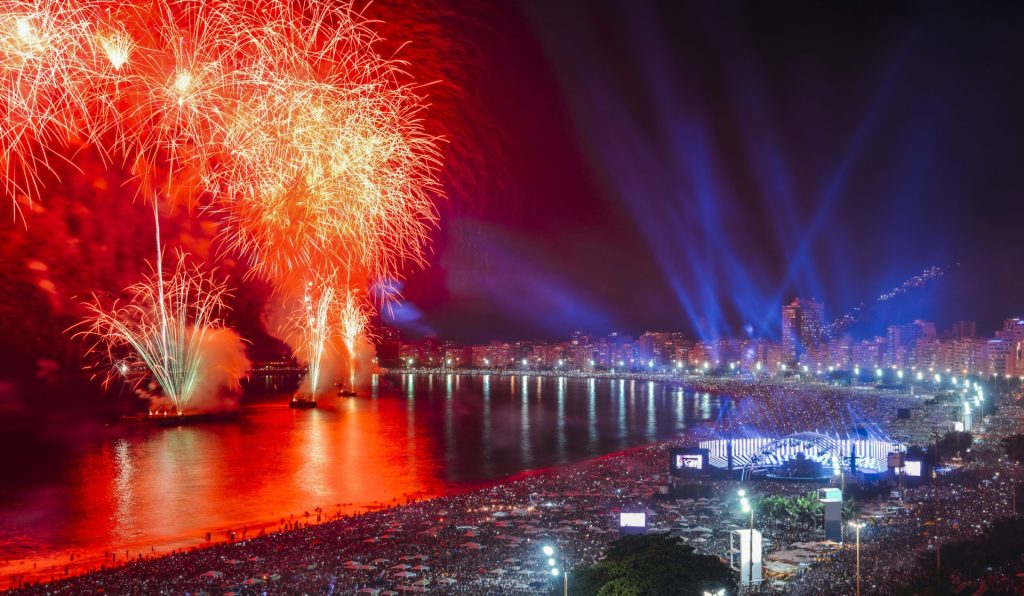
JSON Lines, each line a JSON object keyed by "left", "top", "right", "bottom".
{"left": 619, "top": 512, "right": 646, "bottom": 528}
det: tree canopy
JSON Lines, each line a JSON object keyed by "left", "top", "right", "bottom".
{"left": 568, "top": 534, "right": 736, "bottom": 596}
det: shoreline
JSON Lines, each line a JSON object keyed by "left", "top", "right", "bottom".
{"left": 4, "top": 434, "right": 685, "bottom": 593}
{"left": 1, "top": 401, "right": 690, "bottom": 591}
{"left": 4, "top": 376, "right": 927, "bottom": 592}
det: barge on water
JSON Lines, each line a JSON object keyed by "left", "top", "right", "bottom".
{"left": 288, "top": 397, "right": 317, "bottom": 409}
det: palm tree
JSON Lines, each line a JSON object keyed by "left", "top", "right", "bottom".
{"left": 841, "top": 497, "right": 859, "bottom": 522}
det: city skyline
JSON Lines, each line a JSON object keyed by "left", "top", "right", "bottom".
{"left": 375, "top": 299, "right": 1020, "bottom": 347}
{"left": 375, "top": 302, "right": 1024, "bottom": 379}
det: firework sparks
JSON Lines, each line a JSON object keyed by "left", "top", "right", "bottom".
{"left": 283, "top": 275, "right": 338, "bottom": 400}
{"left": 6, "top": 1, "right": 443, "bottom": 402}
{"left": 70, "top": 200, "right": 249, "bottom": 414}
{"left": 340, "top": 287, "right": 371, "bottom": 374}
{"left": 339, "top": 288, "right": 368, "bottom": 364}
{"left": 74, "top": 250, "right": 240, "bottom": 414}
{"left": 1, "top": 0, "right": 442, "bottom": 288}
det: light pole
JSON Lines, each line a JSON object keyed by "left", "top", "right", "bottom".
{"left": 544, "top": 544, "right": 567, "bottom": 596}
{"left": 738, "top": 489, "right": 754, "bottom": 585}
{"left": 848, "top": 521, "right": 865, "bottom": 596}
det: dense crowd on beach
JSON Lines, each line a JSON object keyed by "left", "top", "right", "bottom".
{"left": 8, "top": 377, "right": 1021, "bottom": 595}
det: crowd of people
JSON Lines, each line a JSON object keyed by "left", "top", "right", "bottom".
{"left": 9, "top": 377, "right": 1020, "bottom": 595}
{"left": 791, "top": 460, "right": 1022, "bottom": 594}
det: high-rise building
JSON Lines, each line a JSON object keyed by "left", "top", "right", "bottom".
{"left": 997, "top": 318, "right": 1024, "bottom": 376}
{"left": 827, "top": 336, "right": 853, "bottom": 370}
{"left": 781, "top": 298, "right": 825, "bottom": 363}
{"left": 886, "top": 320, "right": 936, "bottom": 367}
{"left": 950, "top": 320, "right": 976, "bottom": 340}
{"left": 375, "top": 327, "right": 402, "bottom": 366}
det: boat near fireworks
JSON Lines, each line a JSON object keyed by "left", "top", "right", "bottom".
{"left": 288, "top": 397, "right": 317, "bottom": 409}
{"left": 337, "top": 388, "right": 357, "bottom": 397}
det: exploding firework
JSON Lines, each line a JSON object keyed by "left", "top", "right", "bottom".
{"left": 279, "top": 274, "right": 373, "bottom": 399}
{"left": 5, "top": 1, "right": 443, "bottom": 402}
{"left": 1, "top": 0, "right": 442, "bottom": 285}
{"left": 340, "top": 287, "right": 371, "bottom": 375}
{"left": 74, "top": 215, "right": 246, "bottom": 414}
{"left": 283, "top": 276, "right": 339, "bottom": 400}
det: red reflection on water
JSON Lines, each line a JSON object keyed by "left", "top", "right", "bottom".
{"left": 0, "top": 397, "right": 444, "bottom": 587}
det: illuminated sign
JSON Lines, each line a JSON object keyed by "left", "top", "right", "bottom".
{"left": 619, "top": 512, "right": 646, "bottom": 528}
{"left": 904, "top": 461, "right": 922, "bottom": 477}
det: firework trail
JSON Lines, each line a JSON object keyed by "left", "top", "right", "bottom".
{"left": 4, "top": 0, "right": 444, "bottom": 400}
{"left": 283, "top": 277, "right": 338, "bottom": 400}
{"left": 73, "top": 208, "right": 248, "bottom": 413}
{"left": 827, "top": 264, "right": 956, "bottom": 337}
{"left": 340, "top": 287, "right": 371, "bottom": 378}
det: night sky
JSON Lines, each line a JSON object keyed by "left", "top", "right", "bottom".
{"left": 389, "top": 0, "right": 1024, "bottom": 342}
{"left": 1, "top": 0, "right": 1024, "bottom": 393}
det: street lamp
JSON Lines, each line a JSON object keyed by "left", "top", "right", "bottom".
{"left": 543, "top": 544, "right": 567, "bottom": 596}
{"left": 848, "top": 521, "right": 865, "bottom": 596}
{"left": 738, "top": 489, "right": 754, "bottom": 585}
